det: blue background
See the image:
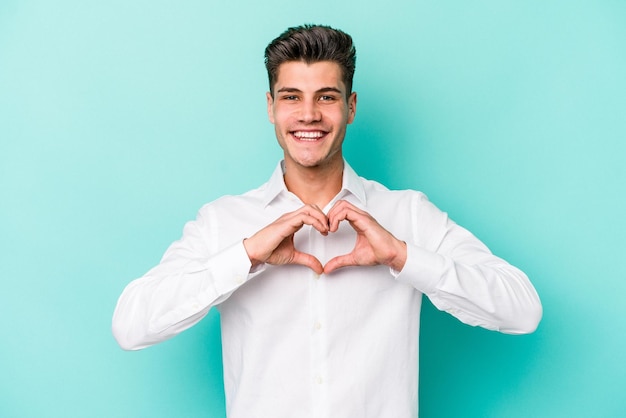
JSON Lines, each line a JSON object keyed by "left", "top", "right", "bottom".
{"left": 1, "top": 1, "right": 625, "bottom": 417}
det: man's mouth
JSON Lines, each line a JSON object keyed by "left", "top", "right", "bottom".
{"left": 292, "top": 131, "right": 326, "bottom": 142}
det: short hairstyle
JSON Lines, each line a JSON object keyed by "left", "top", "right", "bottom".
{"left": 264, "top": 24, "right": 357, "bottom": 97}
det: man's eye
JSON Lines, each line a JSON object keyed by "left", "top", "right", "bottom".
{"left": 319, "top": 95, "right": 336, "bottom": 101}
{"left": 282, "top": 95, "right": 298, "bottom": 100}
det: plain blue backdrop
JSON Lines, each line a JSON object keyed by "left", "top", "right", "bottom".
{"left": 1, "top": 1, "right": 625, "bottom": 417}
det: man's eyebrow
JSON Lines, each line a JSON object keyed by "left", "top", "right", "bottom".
{"left": 276, "top": 87, "right": 302, "bottom": 93}
{"left": 275, "top": 87, "right": 344, "bottom": 94}
{"left": 317, "top": 87, "right": 343, "bottom": 94}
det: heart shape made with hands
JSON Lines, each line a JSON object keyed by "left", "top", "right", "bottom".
{"left": 295, "top": 217, "right": 361, "bottom": 275}
{"left": 254, "top": 200, "right": 406, "bottom": 275}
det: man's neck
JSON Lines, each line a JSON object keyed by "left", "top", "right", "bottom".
{"left": 283, "top": 159, "right": 344, "bottom": 209}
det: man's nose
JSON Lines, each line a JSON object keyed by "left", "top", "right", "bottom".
{"left": 298, "top": 100, "right": 321, "bottom": 123}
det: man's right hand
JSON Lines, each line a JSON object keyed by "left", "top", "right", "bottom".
{"left": 243, "top": 204, "right": 329, "bottom": 274}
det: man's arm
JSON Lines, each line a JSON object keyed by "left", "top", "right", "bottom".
{"left": 112, "top": 206, "right": 251, "bottom": 350}
{"left": 321, "top": 198, "right": 542, "bottom": 334}
{"left": 112, "top": 203, "right": 331, "bottom": 350}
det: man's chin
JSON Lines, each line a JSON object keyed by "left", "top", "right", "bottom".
{"left": 284, "top": 149, "right": 343, "bottom": 170}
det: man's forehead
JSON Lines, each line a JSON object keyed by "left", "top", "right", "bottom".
{"left": 274, "top": 61, "right": 346, "bottom": 91}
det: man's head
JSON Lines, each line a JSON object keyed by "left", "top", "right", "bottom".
{"left": 264, "top": 24, "right": 356, "bottom": 98}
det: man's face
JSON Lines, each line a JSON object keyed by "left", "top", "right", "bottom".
{"left": 267, "top": 61, "right": 357, "bottom": 170}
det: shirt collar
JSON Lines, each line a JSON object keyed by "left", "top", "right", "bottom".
{"left": 262, "top": 160, "right": 367, "bottom": 208}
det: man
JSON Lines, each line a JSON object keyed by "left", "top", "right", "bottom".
{"left": 113, "top": 24, "right": 542, "bottom": 418}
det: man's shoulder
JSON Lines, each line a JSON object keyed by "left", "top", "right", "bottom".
{"left": 359, "top": 175, "right": 428, "bottom": 203}
{"left": 199, "top": 182, "right": 270, "bottom": 212}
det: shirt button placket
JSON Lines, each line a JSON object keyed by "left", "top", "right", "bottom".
{"left": 309, "top": 226, "right": 328, "bottom": 417}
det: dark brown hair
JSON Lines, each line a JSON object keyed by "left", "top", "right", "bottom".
{"left": 264, "top": 24, "right": 356, "bottom": 97}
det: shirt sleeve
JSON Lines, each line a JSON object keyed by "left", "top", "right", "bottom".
{"left": 394, "top": 193, "right": 542, "bottom": 334}
{"left": 111, "top": 204, "right": 264, "bottom": 350}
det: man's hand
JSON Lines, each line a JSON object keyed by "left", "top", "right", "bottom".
{"left": 243, "top": 204, "right": 329, "bottom": 275}
{"left": 324, "top": 200, "right": 407, "bottom": 274}
{"left": 243, "top": 201, "right": 406, "bottom": 276}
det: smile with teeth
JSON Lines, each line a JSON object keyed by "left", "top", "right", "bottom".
{"left": 292, "top": 131, "right": 325, "bottom": 141}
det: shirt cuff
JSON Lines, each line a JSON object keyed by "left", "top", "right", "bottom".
{"left": 207, "top": 240, "right": 257, "bottom": 297}
{"left": 393, "top": 243, "right": 450, "bottom": 295}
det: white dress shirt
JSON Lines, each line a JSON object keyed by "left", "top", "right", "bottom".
{"left": 112, "top": 160, "right": 542, "bottom": 418}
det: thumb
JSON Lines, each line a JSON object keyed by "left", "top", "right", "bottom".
{"left": 323, "top": 254, "right": 355, "bottom": 275}
{"left": 291, "top": 251, "right": 324, "bottom": 275}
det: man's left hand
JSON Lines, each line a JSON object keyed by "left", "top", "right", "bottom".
{"left": 324, "top": 200, "right": 407, "bottom": 274}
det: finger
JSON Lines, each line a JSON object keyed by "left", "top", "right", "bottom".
{"left": 323, "top": 253, "right": 356, "bottom": 274}
{"left": 326, "top": 200, "right": 349, "bottom": 232}
{"left": 298, "top": 203, "right": 327, "bottom": 219}
{"left": 307, "top": 204, "right": 330, "bottom": 232}
{"left": 297, "top": 205, "right": 328, "bottom": 235}
{"left": 291, "top": 212, "right": 329, "bottom": 235}
{"left": 328, "top": 203, "right": 368, "bottom": 232}
{"left": 327, "top": 199, "right": 351, "bottom": 219}
{"left": 291, "top": 251, "right": 324, "bottom": 275}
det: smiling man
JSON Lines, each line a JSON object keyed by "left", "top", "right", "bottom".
{"left": 112, "top": 24, "right": 542, "bottom": 418}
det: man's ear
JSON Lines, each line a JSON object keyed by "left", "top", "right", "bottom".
{"left": 266, "top": 92, "right": 275, "bottom": 124}
{"left": 347, "top": 92, "right": 357, "bottom": 124}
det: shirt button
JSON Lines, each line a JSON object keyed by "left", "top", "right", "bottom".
{"left": 315, "top": 376, "right": 323, "bottom": 385}
{"left": 314, "top": 321, "right": 322, "bottom": 330}
{"left": 313, "top": 273, "right": 321, "bottom": 280}
{"left": 234, "top": 275, "right": 244, "bottom": 284}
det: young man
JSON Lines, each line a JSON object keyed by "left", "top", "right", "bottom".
{"left": 113, "top": 24, "right": 542, "bottom": 418}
